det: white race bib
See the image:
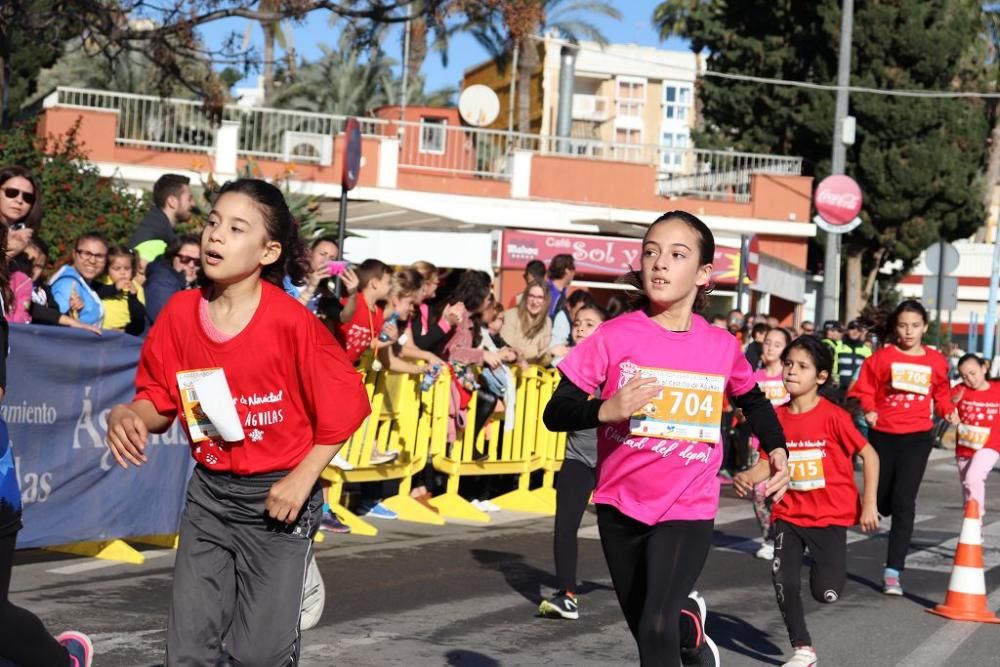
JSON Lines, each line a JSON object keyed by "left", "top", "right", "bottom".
{"left": 629, "top": 368, "right": 725, "bottom": 444}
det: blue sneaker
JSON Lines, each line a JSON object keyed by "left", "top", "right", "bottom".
{"left": 360, "top": 501, "right": 398, "bottom": 520}
{"left": 320, "top": 512, "right": 351, "bottom": 533}
{"left": 57, "top": 631, "right": 93, "bottom": 667}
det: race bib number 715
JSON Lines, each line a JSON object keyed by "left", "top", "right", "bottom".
{"left": 629, "top": 368, "right": 725, "bottom": 444}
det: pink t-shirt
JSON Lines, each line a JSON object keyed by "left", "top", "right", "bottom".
{"left": 558, "top": 311, "right": 756, "bottom": 525}
{"left": 750, "top": 368, "right": 789, "bottom": 450}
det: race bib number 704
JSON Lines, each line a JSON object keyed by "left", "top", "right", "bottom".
{"left": 629, "top": 367, "right": 725, "bottom": 444}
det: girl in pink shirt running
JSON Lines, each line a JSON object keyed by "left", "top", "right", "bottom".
{"left": 544, "top": 211, "right": 790, "bottom": 667}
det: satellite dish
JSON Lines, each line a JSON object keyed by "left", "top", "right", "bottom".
{"left": 459, "top": 85, "right": 501, "bottom": 127}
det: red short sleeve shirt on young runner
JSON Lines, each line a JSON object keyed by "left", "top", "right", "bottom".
{"left": 135, "top": 282, "right": 371, "bottom": 475}
{"left": 332, "top": 291, "right": 384, "bottom": 364}
{"left": 848, "top": 345, "right": 953, "bottom": 434}
{"left": 761, "top": 398, "right": 868, "bottom": 528}
{"left": 953, "top": 381, "right": 1000, "bottom": 459}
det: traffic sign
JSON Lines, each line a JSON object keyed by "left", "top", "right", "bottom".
{"left": 342, "top": 117, "right": 362, "bottom": 191}
{"left": 925, "top": 241, "right": 959, "bottom": 275}
{"left": 923, "top": 276, "right": 958, "bottom": 311}
{"left": 813, "top": 174, "right": 863, "bottom": 234}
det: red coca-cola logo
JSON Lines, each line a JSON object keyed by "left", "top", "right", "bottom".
{"left": 814, "top": 175, "right": 862, "bottom": 227}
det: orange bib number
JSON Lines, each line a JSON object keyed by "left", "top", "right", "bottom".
{"left": 630, "top": 368, "right": 725, "bottom": 444}
{"left": 957, "top": 423, "right": 991, "bottom": 451}
{"left": 890, "top": 362, "right": 931, "bottom": 396}
{"left": 788, "top": 449, "right": 825, "bottom": 491}
{"left": 760, "top": 379, "right": 789, "bottom": 406}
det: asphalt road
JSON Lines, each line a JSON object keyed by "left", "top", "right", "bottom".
{"left": 7, "top": 447, "right": 1000, "bottom": 666}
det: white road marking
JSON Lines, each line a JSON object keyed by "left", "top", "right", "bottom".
{"left": 894, "top": 586, "right": 1000, "bottom": 667}
{"left": 46, "top": 549, "right": 174, "bottom": 575}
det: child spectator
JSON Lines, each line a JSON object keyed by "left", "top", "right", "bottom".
{"left": 97, "top": 246, "right": 147, "bottom": 336}
{"left": 328, "top": 258, "right": 393, "bottom": 366}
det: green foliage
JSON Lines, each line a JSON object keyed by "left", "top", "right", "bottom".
{"left": 655, "top": 0, "right": 991, "bottom": 279}
{"left": 0, "top": 120, "right": 145, "bottom": 264}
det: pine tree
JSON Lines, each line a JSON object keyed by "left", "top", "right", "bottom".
{"left": 655, "top": 0, "right": 991, "bottom": 318}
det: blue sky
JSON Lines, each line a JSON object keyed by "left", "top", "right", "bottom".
{"left": 201, "top": 1, "right": 689, "bottom": 95}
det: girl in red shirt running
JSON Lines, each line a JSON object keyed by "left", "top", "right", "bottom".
{"left": 737, "top": 335, "right": 879, "bottom": 667}
{"left": 105, "top": 179, "right": 371, "bottom": 666}
{"left": 848, "top": 299, "right": 957, "bottom": 596}
{"left": 952, "top": 353, "right": 1000, "bottom": 519}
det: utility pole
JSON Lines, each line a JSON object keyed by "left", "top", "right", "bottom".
{"left": 820, "top": 0, "right": 854, "bottom": 325}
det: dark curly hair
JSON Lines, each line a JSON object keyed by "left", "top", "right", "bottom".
{"left": 213, "top": 179, "right": 308, "bottom": 287}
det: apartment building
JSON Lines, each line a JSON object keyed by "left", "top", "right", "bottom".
{"left": 463, "top": 34, "right": 700, "bottom": 174}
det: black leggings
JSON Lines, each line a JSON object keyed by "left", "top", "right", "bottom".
{"left": 0, "top": 532, "right": 70, "bottom": 667}
{"left": 597, "top": 506, "right": 713, "bottom": 667}
{"left": 870, "top": 429, "right": 934, "bottom": 571}
{"left": 553, "top": 459, "right": 596, "bottom": 593}
{"left": 772, "top": 520, "right": 847, "bottom": 648}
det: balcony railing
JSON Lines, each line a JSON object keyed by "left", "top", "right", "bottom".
{"left": 44, "top": 87, "right": 803, "bottom": 198}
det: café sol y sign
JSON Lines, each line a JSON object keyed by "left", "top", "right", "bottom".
{"left": 813, "top": 174, "right": 863, "bottom": 234}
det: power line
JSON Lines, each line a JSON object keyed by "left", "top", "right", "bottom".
{"left": 533, "top": 34, "right": 1000, "bottom": 100}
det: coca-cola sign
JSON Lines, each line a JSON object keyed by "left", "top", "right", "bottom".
{"left": 813, "top": 175, "right": 863, "bottom": 234}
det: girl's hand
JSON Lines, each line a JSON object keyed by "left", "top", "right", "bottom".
{"left": 498, "top": 347, "right": 518, "bottom": 363}
{"left": 597, "top": 374, "right": 661, "bottom": 424}
{"left": 864, "top": 411, "right": 878, "bottom": 427}
{"left": 381, "top": 322, "right": 399, "bottom": 343}
{"left": 945, "top": 409, "right": 960, "bottom": 426}
{"left": 764, "top": 448, "right": 791, "bottom": 503}
{"left": 443, "top": 302, "right": 465, "bottom": 326}
{"left": 114, "top": 277, "right": 132, "bottom": 292}
{"left": 550, "top": 344, "right": 570, "bottom": 358}
{"left": 266, "top": 471, "right": 313, "bottom": 524}
{"left": 732, "top": 471, "right": 755, "bottom": 498}
{"left": 860, "top": 502, "right": 879, "bottom": 533}
{"left": 340, "top": 268, "right": 360, "bottom": 295}
{"left": 734, "top": 408, "right": 746, "bottom": 424}
{"left": 66, "top": 319, "right": 102, "bottom": 335}
{"left": 482, "top": 350, "right": 502, "bottom": 369}
{"left": 106, "top": 404, "right": 149, "bottom": 468}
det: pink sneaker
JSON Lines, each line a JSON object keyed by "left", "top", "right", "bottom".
{"left": 56, "top": 631, "right": 93, "bottom": 667}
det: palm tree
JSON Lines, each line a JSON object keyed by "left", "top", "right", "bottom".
{"left": 271, "top": 43, "right": 395, "bottom": 116}
{"left": 463, "top": 0, "right": 621, "bottom": 134}
{"left": 242, "top": 0, "right": 298, "bottom": 103}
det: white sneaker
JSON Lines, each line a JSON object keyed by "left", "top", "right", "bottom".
{"left": 782, "top": 646, "right": 817, "bottom": 667}
{"left": 369, "top": 449, "right": 399, "bottom": 465}
{"left": 471, "top": 499, "right": 486, "bottom": 511}
{"left": 331, "top": 453, "right": 354, "bottom": 471}
{"left": 756, "top": 541, "right": 775, "bottom": 560}
{"left": 481, "top": 500, "right": 501, "bottom": 513}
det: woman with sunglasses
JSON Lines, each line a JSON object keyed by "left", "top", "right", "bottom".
{"left": 0, "top": 168, "right": 41, "bottom": 325}
{"left": 49, "top": 232, "right": 108, "bottom": 327}
{"left": 144, "top": 234, "right": 201, "bottom": 323}
{"left": 0, "top": 166, "right": 95, "bottom": 664}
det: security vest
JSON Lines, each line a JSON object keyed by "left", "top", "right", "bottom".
{"left": 834, "top": 338, "right": 872, "bottom": 388}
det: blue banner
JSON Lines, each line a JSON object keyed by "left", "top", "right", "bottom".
{"left": 6, "top": 324, "right": 192, "bottom": 549}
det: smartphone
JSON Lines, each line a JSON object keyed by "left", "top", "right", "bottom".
{"left": 327, "top": 260, "right": 350, "bottom": 276}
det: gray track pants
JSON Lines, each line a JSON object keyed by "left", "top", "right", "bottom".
{"left": 166, "top": 465, "right": 322, "bottom": 667}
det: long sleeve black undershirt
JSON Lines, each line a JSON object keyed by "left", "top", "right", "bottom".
{"left": 544, "top": 375, "right": 787, "bottom": 457}
{"left": 410, "top": 306, "right": 449, "bottom": 352}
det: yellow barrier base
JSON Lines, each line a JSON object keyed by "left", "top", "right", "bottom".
{"left": 329, "top": 503, "right": 379, "bottom": 537}
{"left": 491, "top": 488, "right": 556, "bottom": 516}
{"left": 313, "top": 530, "right": 325, "bottom": 543}
{"left": 530, "top": 487, "right": 558, "bottom": 513}
{"left": 429, "top": 493, "right": 490, "bottom": 523}
{"left": 44, "top": 539, "right": 145, "bottom": 564}
{"left": 129, "top": 534, "right": 179, "bottom": 549}
{"left": 381, "top": 495, "right": 446, "bottom": 526}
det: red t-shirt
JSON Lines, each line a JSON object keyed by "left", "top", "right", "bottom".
{"left": 953, "top": 381, "right": 1000, "bottom": 458}
{"left": 847, "top": 345, "right": 952, "bottom": 434}
{"left": 761, "top": 398, "right": 868, "bottom": 527}
{"left": 135, "top": 282, "right": 371, "bottom": 475}
{"left": 332, "top": 292, "right": 384, "bottom": 363}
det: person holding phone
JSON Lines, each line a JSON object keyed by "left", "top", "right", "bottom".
{"left": 283, "top": 236, "right": 342, "bottom": 314}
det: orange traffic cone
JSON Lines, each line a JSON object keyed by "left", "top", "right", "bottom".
{"left": 927, "top": 499, "right": 1000, "bottom": 623}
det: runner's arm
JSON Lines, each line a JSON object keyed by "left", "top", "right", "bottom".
{"left": 543, "top": 376, "right": 604, "bottom": 432}
{"left": 730, "top": 386, "right": 786, "bottom": 457}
